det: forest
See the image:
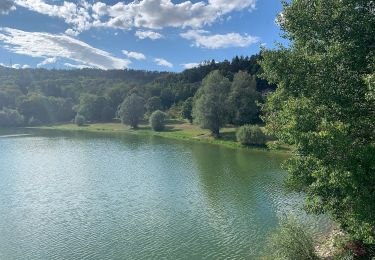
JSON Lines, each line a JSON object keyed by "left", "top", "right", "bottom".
{"left": 0, "top": 55, "right": 272, "bottom": 130}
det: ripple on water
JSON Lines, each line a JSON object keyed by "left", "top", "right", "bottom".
{"left": 0, "top": 132, "right": 331, "bottom": 259}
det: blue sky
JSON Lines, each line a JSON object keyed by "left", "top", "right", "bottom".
{"left": 0, "top": 0, "right": 285, "bottom": 72}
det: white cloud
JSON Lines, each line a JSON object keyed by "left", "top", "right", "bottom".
{"left": 15, "top": 0, "right": 92, "bottom": 33}
{"left": 0, "top": 62, "right": 30, "bottom": 69}
{"left": 154, "top": 58, "right": 173, "bottom": 68}
{"left": 182, "top": 62, "right": 200, "bottom": 69}
{"left": 135, "top": 30, "right": 163, "bottom": 40}
{"left": 64, "top": 63, "right": 93, "bottom": 69}
{"left": 14, "top": 0, "right": 257, "bottom": 33}
{"left": 65, "top": 28, "right": 79, "bottom": 37}
{"left": 37, "top": 57, "right": 57, "bottom": 68}
{"left": 0, "top": 0, "right": 16, "bottom": 15}
{"left": 122, "top": 50, "right": 146, "bottom": 60}
{"left": 180, "top": 30, "right": 260, "bottom": 49}
{"left": 0, "top": 27, "right": 131, "bottom": 69}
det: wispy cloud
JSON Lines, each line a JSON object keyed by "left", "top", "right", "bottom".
{"left": 122, "top": 50, "right": 146, "bottom": 60}
{"left": 154, "top": 58, "right": 173, "bottom": 68}
{"left": 180, "top": 30, "right": 260, "bottom": 49}
{"left": 0, "top": 27, "right": 131, "bottom": 70}
{"left": 64, "top": 63, "right": 93, "bottom": 69}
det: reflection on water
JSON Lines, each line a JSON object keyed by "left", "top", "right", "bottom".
{"left": 0, "top": 129, "right": 330, "bottom": 259}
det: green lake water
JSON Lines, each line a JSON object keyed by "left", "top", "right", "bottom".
{"left": 0, "top": 129, "right": 330, "bottom": 259}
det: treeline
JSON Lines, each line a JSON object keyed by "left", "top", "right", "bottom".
{"left": 0, "top": 54, "right": 273, "bottom": 127}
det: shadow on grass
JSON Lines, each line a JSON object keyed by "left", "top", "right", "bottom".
{"left": 219, "top": 131, "right": 237, "bottom": 142}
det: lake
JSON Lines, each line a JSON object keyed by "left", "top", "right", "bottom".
{"left": 0, "top": 129, "right": 330, "bottom": 259}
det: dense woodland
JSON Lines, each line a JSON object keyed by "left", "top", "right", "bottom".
{"left": 0, "top": 55, "right": 272, "bottom": 128}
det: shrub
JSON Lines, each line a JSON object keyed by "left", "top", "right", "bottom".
{"left": 149, "top": 110, "right": 166, "bottom": 131}
{"left": 28, "top": 116, "right": 42, "bottom": 126}
{"left": 266, "top": 217, "right": 318, "bottom": 260}
{"left": 74, "top": 114, "right": 85, "bottom": 126}
{"left": 236, "top": 125, "right": 267, "bottom": 146}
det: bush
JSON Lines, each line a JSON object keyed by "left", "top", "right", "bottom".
{"left": 266, "top": 217, "right": 318, "bottom": 260}
{"left": 0, "top": 108, "right": 24, "bottom": 127}
{"left": 236, "top": 125, "right": 267, "bottom": 146}
{"left": 74, "top": 114, "right": 85, "bottom": 126}
{"left": 149, "top": 110, "right": 166, "bottom": 131}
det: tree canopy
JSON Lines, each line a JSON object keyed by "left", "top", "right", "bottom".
{"left": 192, "top": 70, "right": 231, "bottom": 136}
{"left": 260, "top": 0, "right": 375, "bottom": 243}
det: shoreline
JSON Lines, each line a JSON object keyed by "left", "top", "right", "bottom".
{"left": 24, "top": 122, "right": 291, "bottom": 154}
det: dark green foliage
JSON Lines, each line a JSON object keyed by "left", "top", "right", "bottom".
{"left": 17, "top": 94, "right": 74, "bottom": 123}
{"left": 75, "top": 94, "right": 114, "bottom": 122}
{"left": 28, "top": 117, "right": 42, "bottom": 126}
{"left": 236, "top": 125, "right": 267, "bottom": 146}
{"left": 74, "top": 114, "right": 85, "bottom": 126}
{"left": 192, "top": 70, "right": 231, "bottom": 137}
{"left": 266, "top": 217, "right": 318, "bottom": 260}
{"left": 181, "top": 97, "right": 193, "bottom": 123}
{"left": 149, "top": 110, "right": 167, "bottom": 131}
{"left": 118, "top": 94, "right": 145, "bottom": 128}
{"left": 261, "top": 0, "right": 375, "bottom": 243}
{"left": 0, "top": 108, "right": 24, "bottom": 127}
{"left": 146, "top": 96, "right": 162, "bottom": 114}
{"left": 229, "top": 71, "right": 261, "bottom": 125}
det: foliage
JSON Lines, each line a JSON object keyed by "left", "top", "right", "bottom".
{"left": 149, "top": 110, "right": 167, "bottom": 131}
{"left": 118, "top": 93, "right": 145, "bottom": 128}
{"left": 28, "top": 117, "right": 42, "bottom": 126}
{"left": 0, "top": 108, "right": 24, "bottom": 127}
{"left": 192, "top": 70, "right": 231, "bottom": 137}
{"left": 146, "top": 96, "right": 162, "bottom": 114}
{"left": 74, "top": 114, "right": 85, "bottom": 126}
{"left": 0, "top": 53, "right": 274, "bottom": 128}
{"left": 236, "top": 125, "right": 267, "bottom": 146}
{"left": 260, "top": 0, "right": 375, "bottom": 243}
{"left": 229, "top": 71, "right": 261, "bottom": 125}
{"left": 74, "top": 94, "right": 114, "bottom": 122}
{"left": 181, "top": 97, "right": 193, "bottom": 123}
{"left": 266, "top": 217, "right": 318, "bottom": 260}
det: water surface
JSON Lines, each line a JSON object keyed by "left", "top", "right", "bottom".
{"left": 0, "top": 129, "right": 330, "bottom": 259}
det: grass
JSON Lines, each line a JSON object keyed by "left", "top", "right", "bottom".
{"left": 30, "top": 120, "right": 290, "bottom": 152}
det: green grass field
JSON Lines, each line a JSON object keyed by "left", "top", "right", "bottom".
{"left": 33, "top": 120, "right": 290, "bottom": 152}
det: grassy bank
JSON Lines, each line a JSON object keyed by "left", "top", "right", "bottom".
{"left": 31, "top": 120, "right": 290, "bottom": 152}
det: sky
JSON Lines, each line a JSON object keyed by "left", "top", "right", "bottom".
{"left": 0, "top": 0, "right": 285, "bottom": 72}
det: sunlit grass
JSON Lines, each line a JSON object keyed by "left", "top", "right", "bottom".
{"left": 32, "top": 121, "right": 290, "bottom": 152}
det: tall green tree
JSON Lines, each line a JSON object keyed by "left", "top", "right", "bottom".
{"left": 146, "top": 96, "right": 162, "bottom": 114}
{"left": 229, "top": 71, "right": 261, "bottom": 125}
{"left": 260, "top": 0, "right": 375, "bottom": 243}
{"left": 181, "top": 97, "right": 193, "bottom": 123}
{"left": 118, "top": 93, "right": 145, "bottom": 128}
{"left": 192, "top": 70, "right": 231, "bottom": 137}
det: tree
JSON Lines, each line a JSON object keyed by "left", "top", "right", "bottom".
{"left": 181, "top": 97, "right": 193, "bottom": 123}
{"left": 260, "top": 0, "right": 375, "bottom": 243}
{"left": 75, "top": 94, "right": 113, "bottom": 122}
{"left": 146, "top": 96, "right": 162, "bottom": 114}
{"left": 192, "top": 70, "right": 231, "bottom": 137}
{"left": 229, "top": 71, "right": 261, "bottom": 125}
{"left": 75, "top": 114, "right": 85, "bottom": 126}
{"left": 118, "top": 93, "right": 145, "bottom": 128}
{"left": 149, "top": 110, "right": 166, "bottom": 131}
{"left": 236, "top": 125, "right": 267, "bottom": 146}
{"left": 0, "top": 108, "right": 24, "bottom": 127}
